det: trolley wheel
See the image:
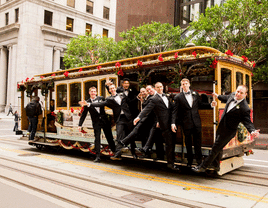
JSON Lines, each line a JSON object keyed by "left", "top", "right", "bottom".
{"left": 36, "top": 144, "right": 44, "bottom": 151}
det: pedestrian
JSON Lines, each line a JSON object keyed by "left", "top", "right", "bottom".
{"left": 171, "top": 78, "right": 213, "bottom": 168}
{"left": 13, "top": 111, "right": 20, "bottom": 132}
{"left": 25, "top": 96, "right": 42, "bottom": 141}
{"left": 192, "top": 85, "right": 260, "bottom": 173}
{"left": 133, "top": 82, "right": 180, "bottom": 171}
{"left": 78, "top": 87, "right": 115, "bottom": 163}
{"left": 7, "top": 103, "right": 13, "bottom": 116}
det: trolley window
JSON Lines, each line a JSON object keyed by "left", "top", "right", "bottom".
{"left": 221, "top": 68, "right": 232, "bottom": 95}
{"left": 246, "top": 74, "right": 250, "bottom": 104}
{"left": 101, "top": 78, "right": 116, "bottom": 97}
{"left": 84, "top": 80, "right": 97, "bottom": 100}
{"left": 57, "top": 84, "right": 67, "bottom": 107}
{"left": 236, "top": 72, "right": 243, "bottom": 89}
{"left": 70, "top": 83, "right": 81, "bottom": 107}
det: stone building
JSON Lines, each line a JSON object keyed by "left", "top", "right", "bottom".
{"left": 0, "top": 0, "right": 116, "bottom": 112}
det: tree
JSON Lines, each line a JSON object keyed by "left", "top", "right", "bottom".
{"left": 190, "top": 0, "right": 268, "bottom": 84}
{"left": 119, "top": 21, "right": 189, "bottom": 58}
{"left": 63, "top": 33, "right": 118, "bottom": 69}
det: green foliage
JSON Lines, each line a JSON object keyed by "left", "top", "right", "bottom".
{"left": 64, "top": 22, "right": 189, "bottom": 68}
{"left": 63, "top": 33, "right": 118, "bottom": 69}
{"left": 190, "top": 0, "right": 268, "bottom": 83}
{"left": 119, "top": 21, "right": 189, "bottom": 58}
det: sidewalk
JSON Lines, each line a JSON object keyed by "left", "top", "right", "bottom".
{"left": 0, "top": 112, "right": 14, "bottom": 120}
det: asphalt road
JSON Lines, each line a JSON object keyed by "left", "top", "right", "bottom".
{"left": 0, "top": 117, "right": 268, "bottom": 208}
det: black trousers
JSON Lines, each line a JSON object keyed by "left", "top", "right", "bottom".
{"left": 28, "top": 117, "right": 38, "bottom": 140}
{"left": 202, "top": 132, "right": 235, "bottom": 168}
{"left": 183, "top": 127, "right": 202, "bottom": 165}
{"left": 162, "top": 128, "right": 175, "bottom": 165}
{"left": 93, "top": 121, "right": 115, "bottom": 158}
{"left": 116, "top": 115, "right": 135, "bottom": 153}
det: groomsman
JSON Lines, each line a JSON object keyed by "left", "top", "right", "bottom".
{"left": 134, "top": 82, "right": 179, "bottom": 171}
{"left": 193, "top": 85, "right": 260, "bottom": 173}
{"left": 80, "top": 84, "right": 135, "bottom": 160}
{"left": 78, "top": 87, "right": 115, "bottom": 163}
{"left": 171, "top": 78, "right": 213, "bottom": 167}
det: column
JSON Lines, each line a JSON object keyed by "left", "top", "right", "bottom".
{"left": 0, "top": 46, "right": 8, "bottom": 112}
{"left": 6, "top": 44, "right": 18, "bottom": 112}
{"left": 53, "top": 47, "right": 63, "bottom": 71}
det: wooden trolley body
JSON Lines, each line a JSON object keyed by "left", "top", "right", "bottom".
{"left": 18, "top": 46, "right": 255, "bottom": 175}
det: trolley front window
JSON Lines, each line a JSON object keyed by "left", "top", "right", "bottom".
{"left": 70, "top": 83, "right": 81, "bottom": 107}
{"left": 84, "top": 81, "right": 97, "bottom": 100}
{"left": 57, "top": 84, "right": 67, "bottom": 107}
{"left": 221, "top": 68, "right": 232, "bottom": 95}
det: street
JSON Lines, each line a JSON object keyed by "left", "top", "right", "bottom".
{"left": 0, "top": 117, "right": 268, "bottom": 208}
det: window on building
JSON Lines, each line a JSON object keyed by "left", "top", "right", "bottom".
{"left": 66, "top": 17, "right": 74, "bottom": 32}
{"left": 60, "top": 57, "right": 65, "bottom": 70}
{"left": 67, "top": 0, "right": 75, "bottom": 8}
{"left": 85, "top": 23, "right": 92, "bottom": 35}
{"left": 5, "top": 13, "right": 9, "bottom": 25}
{"left": 103, "top": 29, "right": 108, "bottom": 37}
{"left": 15, "top": 8, "right": 19, "bottom": 23}
{"left": 175, "top": 0, "right": 211, "bottom": 28}
{"left": 44, "top": 10, "right": 53, "bottom": 26}
{"left": 86, "top": 0, "right": 93, "bottom": 14}
{"left": 103, "top": 7, "right": 110, "bottom": 20}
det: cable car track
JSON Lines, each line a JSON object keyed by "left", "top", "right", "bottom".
{"left": 0, "top": 156, "right": 221, "bottom": 208}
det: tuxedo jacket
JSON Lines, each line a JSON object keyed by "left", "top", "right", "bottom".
{"left": 90, "top": 93, "right": 132, "bottom": 124}
{"left": 217, "top": 92, "right": 255, "bottom": 138}
{"left": 140, "top": 94, "right": 156, "bottom": 125}
{"left": 78, "top": 96, "right": 109, "bottom": 128}
{"left": 106, "top": 85, "right": 139, "bottom": 117}
{"left": 138, "top": 94, "right": 172, "bottom": 131}
{"left": 172, "top": 90, "right": 211, "bottom": 130}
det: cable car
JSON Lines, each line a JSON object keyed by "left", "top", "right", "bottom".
{"left": 17, "top": 46, "right": 255, "bottom": 175}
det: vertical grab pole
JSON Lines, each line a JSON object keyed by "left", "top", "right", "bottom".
{"left": 213, "top": 81, "right": 216, "bottom": 142}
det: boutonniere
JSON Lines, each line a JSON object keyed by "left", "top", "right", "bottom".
{"left": 129, "top": 89, "right": 132, "bottom": 92}
{"left": 236, "top": 105, "right": 240, "bottom": 109}
{"left": 192, "top": 91, "right": 196, "bottom": 95}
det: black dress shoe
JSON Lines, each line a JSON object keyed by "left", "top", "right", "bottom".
{"left": 192, "top": 165, "right": 206, "bottom": 173}
{"left": 167, "top": 164, "right": 181, "bottom": 172}
{"left": 208, "top": 165, "right": 220, "bottom": 172}
{"left": 110, "top": 150, "right": 122, "bottom": 160}
{"left": 94, "top": 157, "right": 101, "bottom": 163}
{"left": 132, "top": 153, "right": 138, "bottom": 159}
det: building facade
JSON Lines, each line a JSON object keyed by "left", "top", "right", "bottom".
{"left": 0, "top": 0, "right": 116, "bottom": 112}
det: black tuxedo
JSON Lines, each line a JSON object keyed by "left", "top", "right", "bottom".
{"left": 78, "top": 96, "right": 115, "bottom": 158}
{"left": 172, "top": 90, "right": 211, "bottom": 165}
{"left": 202, "top": 92, "right": 256, "bottom": 168}
{"left": 138, "top": 93, "right": 175, "bottom": 165}
{"left": 122, "top": 94, "right": 156, "bottom": 146}
{"left": 90, "top": 93, "right": 134, "bottom": 147}
{"left": 107, "top": 85, "right": 139, "bottom": 118}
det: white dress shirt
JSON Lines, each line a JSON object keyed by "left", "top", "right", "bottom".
{"left": 158, "top": 93, "right": 169, "bottom": 108}
{"left": 184, "top": 90, "right": 193, "bottom": 108}
{"left": 91, "top": 98, "right": 100, "bottom": 113}
{"left": 227, "top": 98, "right": 243, "bottom": 113}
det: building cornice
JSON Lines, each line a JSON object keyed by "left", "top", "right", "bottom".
{"left": 41, "top": 25, "right": 77, "bottom": 39}
{"left": 0, "top": 23, "right": 20, "bottom": 36}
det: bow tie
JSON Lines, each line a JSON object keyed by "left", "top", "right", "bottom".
{"left": 91, "top": 98, "right": 97, "bottom": 102}
{"left": 184, "top": 91, "right": 191, "bottom": 95}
